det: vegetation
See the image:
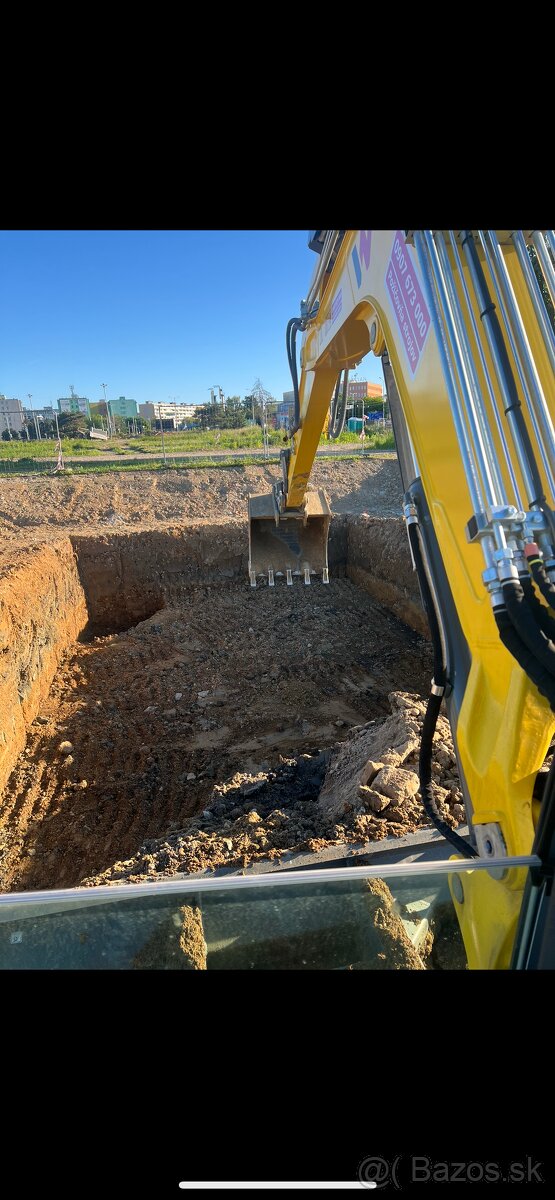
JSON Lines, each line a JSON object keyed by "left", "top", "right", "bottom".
{"left": 0, "top": 423, "right": 394, "bottom": 462}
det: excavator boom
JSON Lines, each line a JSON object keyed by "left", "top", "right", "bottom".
{"left": 248, "top": 229, "right": 555, "bottom": 968}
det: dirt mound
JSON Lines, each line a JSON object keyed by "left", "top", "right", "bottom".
{"left": 318, "top": 690, "right": 463, "bottom": 825}
{"left": 81, "top": 691, "right": 464, "bottom": 886}
{"left": 0, "top": 459, "right": 402, "bottom": 556}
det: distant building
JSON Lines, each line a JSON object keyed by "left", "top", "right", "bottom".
{"left": 138, "top": 402, "right": 200, "bottom": 428}
{"left": 0, "top": 396, "right": 25, "bottom": 435}
{"left": 23, "top": 405, "right": 56, "bottom": 423}
{"left": 276, "top": 391, "right": 295, "bottom": 429}
{"left": 110, "top": 396, "right": 139, "bottom": 419}
{"left": 58, "top": 394, "right": 91, "bottom": 419}
{"left": 347, "top": 381, "right": 383, "bottom": 401}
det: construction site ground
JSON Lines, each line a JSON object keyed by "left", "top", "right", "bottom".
{"left": 0, "top": 457, "right": 466, "bottom": 954}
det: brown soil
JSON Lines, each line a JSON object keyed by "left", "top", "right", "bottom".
{"left": 0, "top": 458, "right": 402, "bottom": 555}
{"left": 0, "top": 582, "right": 433, "bottom": 892}
{"left": 78, "top": 691, "right": 464, "bottom": 887}
{"left": 0, "top": 456, "right": 472, "bottom": 901}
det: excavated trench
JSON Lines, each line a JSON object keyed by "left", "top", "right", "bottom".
{"left": 0, "top": 516, "right": 432, "bottom": 893}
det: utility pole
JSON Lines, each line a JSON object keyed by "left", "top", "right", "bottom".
{"left": 101, "top": 383, "right": 112, "bottom": 437}
{"left": 158, "top": 404, "right": 167, "bottom": 466}
{"left": 28, "top": 394, "right": 40, "bottom": 440}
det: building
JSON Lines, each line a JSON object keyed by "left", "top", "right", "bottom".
{"left": 276, "top": 391, "right": 295, "bottom": 429}
{"left": 110, "top": 396, "right": 139, "bottom": 419}
{"left": 138, "top": 402, "right": 200, "bottom": 428}
{"left": 347, "top": 380, "right": 383, "bottom": 401}
{"left": 0, "top": 396, "right": 25, "bottom": 436}
{"left": 58, "top": 394, "right": 91, "bottom": 419}
{"left": 23, "top": 405, "right": 56, "bottom": 422}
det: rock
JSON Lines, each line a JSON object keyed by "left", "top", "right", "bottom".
{"left": 175, "top": 693, "right": 183, "bottom": 701}
{"left": 60, "top": 754, "right": 74, "bottom": 771}
{"left": 198, "top": 690, "right": 209, "bottom": 698}
{"left": 36, "top": 715, "right": 49, "bottom": 725}
{"left": 80, "top": 779, "right": 88, "bottom": 789}
{"left": 58, "top": 740, "right": 73, "bottom": 755}
{"left": 186, "top": 772, "right": 196, "bottom": 781}
{"left": 240, "top": 780, "right": 265, "bottom": 797}
{"left": 358, "top": 784, "right": 391, "bottom": 812}
{"left": 360, "top": 759, "right": 385, "bottom": 787}
{"left": 335, "top": 718, "right": 346, "bottom": 727}
{"left": 202, "top": 810, "right": 212, "bottom": 819}
{"left": 144, "top": 705, "right": 158, "bottom": 713}
{"left": 372, "top": 766, "right": 420, "bottom": 803}
{"left": 163, "top": 708, "right": 177, "bottom": 717}
{"left": 452, "top": 803, "right": 465, "bottom": 821}
{"left": 27, "top": 848, "right": 36, "bottom": 856}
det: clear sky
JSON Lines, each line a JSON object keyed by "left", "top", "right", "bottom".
{"left": 0, "top": 230, "right": 384, "bottom": 408}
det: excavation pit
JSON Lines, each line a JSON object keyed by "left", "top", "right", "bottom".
{"left": 0, "top": 517, "right": 431, "bottom": 893}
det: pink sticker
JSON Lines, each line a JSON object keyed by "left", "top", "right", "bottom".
{"left": 385, "top": 232, "right": 430, "bottom": 375}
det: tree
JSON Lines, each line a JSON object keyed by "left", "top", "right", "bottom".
{"left": 249, "top": 378, "right": 274, "bottom": 425}
{"left": 1, "top": 428, "right": 12, "bottom": 441}
{"left": 57, "top": 412, "right": 88, "bottom": 439}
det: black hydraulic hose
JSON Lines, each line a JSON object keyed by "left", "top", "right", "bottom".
{"left": 407, "top": 520, "right": 446, "bottom": 689}
{"left": 406, "top": 516, "right": 478, "bottom": 857}
{"left": 419, "top": 693, "right": 478, "bottom": 859}
{"left": 528, "top": 551, "right": 555, "bottom": 609}
{"left": 502, "top": 579, "right": 555, "bottom": 680}
{"left": 519, "top": 574, "right": 555, "bottom": 641}
{"left": 286, "top": 317, "right": 303, "bottom": 434}
{"left": 461, "top": 231, "right": 547, "bottom": 509}
{"left": 328, "top": 369, "right": 349, "bottom": 440}
{"left": 494, "top": 606, "right": 555, "bottom": 712}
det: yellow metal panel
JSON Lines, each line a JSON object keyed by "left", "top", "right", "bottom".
{"left": 288, "top": 231, "right": 555, "bottom": 967}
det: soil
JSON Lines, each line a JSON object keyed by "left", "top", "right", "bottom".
{"left": 0, "top": 583, "right": 434, "bottom": 893}
{"left": 0, "top": 458, "right": 402, "bottom": 556}
{"left": 0, "top": 456, "right": 474, "bottom": 970}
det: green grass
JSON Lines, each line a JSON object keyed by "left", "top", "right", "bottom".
{"left": 0, "top": 424, "right": 395, "bottom": 461}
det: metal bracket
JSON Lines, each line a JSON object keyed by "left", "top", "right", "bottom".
{"left": 475, "top": 822, "right": 508, "bottom": 880}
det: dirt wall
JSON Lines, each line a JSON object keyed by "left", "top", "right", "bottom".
{"left": 0, "top": 542, "right": 88, "bottom": 793}
{"left": 0, "top": 516, "right": 422, "bottom": 795}
{"left": 346, "top": 516, "right": 426, "bottom": 636}
{"left": 71, "top": 519, "right": 351, "bottom": 635}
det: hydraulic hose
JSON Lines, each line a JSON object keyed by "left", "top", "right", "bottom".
{"left": 328, "top": 369, "right": 349, "bottom": 440}
{"left": 494, "top": 606, "right": 555, "bottom": 712}
{"left": 406, "top": 515, "right": 478, "bottom": 858}
{"left": 407, "top": 520, "right": 446, "bottom": 690}
{"left": 286, "top": 318, "right": 303, "bottom": 434}
{"left": 502, "top": 580, "right": 555, "bottom": 680}
{"left": 519, "top": 573, "right": 555, "bottom": 641}
{"left": 419, "top": 692, "right": 478, "bottom": 859}
{"left": 527, "top": 546, "right": 555, "bottom": 609}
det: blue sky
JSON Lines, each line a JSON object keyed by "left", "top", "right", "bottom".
{"left": 0, "top": 230, "right": 384, "bottom": 407}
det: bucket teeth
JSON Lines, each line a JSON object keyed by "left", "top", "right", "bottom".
{"left": 322, "top": 568, "right": 329, "bottom": 583}
{"left": 268, "top": 569, "right": 275, "bottom": 587}
{"left": 304, "top": 567, "right": 311, "bottom": 585}
{"left": 286, "top": 568, "right": 293, "bottom": 585}
{"left": 250, "top": 571, "right": 257, "bottom": 588}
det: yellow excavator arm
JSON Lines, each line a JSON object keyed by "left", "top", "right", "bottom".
{"left": 249, "top": 230, "right": 555, "bottom": 969}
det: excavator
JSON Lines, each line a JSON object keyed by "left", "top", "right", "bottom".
{"left": 248, "top": 230, "right": 555, "bottom": 970}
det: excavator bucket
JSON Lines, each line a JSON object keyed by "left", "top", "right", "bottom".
{"left": 248, "top": 489, "right": 332, "bottom": 586}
